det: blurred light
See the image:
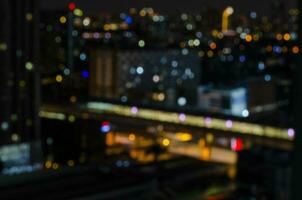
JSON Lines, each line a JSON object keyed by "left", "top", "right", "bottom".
{"left": 70, "top": 96, "right": 77, "bottom": 103}
{"left": 11, "top": 133, "right": 20, "bottom": 142}
{"left": 68, "top": 2, "right": 76, "bottom": 11}
{"left": 242, "top": 109, "right": 249, "bottom": 118}
{"left": 136, "top": 66, "right": 144, "bottom": 74}
{"left": 83, "top": 17, "right": 91, "bottom": 26}
{"left": 152, "top": 75, "right": 160, "bottom": 83}
{"left": 250, "top": 11, "right": 257, "bottom": 19}
{"left": 80, "top": 53, "right": 87, "bottom": 61}
{"left": 125, "top": 16, "right": 133, "bottom": 24}
{"left": 56, "top": 75, "right": 63, "bottom": 83}
{"left": 68, "top": 115, "right": 76, "bottom": 122}
{"left": 226, "top": 120, "right": 233, "bottom": 128}
{"left": 45, "top": 161, "right": 52, "bottom": 169}
{"left": 231, "top": 138, "right": 243, "bottom": 151}
{"left": 25, "top": 62, "right": 34, "bottom": 71}
{"left": 131, "top": 106, "right": 138, "bottom": 114}
{"left": 258, "top": 62, "right": 265, "bottom": 70}
{"left": 284, "top": 33, "right": 291, "bottom": 41}
{"left": 245, "top": 34, "right": 252, "bottom": 42}
{"left": 205, "top": 117, "right": 212, "bottom": 126}
{"left": 100, "top": 121, "right": 111, "bottom": 133}
{"left": 288, "top": 128, "right": 295, "bottom": 138}
{"left": 175, "top": 133, "right": 192, "bottom": 142}
{"left": 129, "top": 133, "right": 136, "bottom": 141}
{"left": 67, "top": 160, "right": 75, "bottom": 167}
{"left": 162, "top": 138, "right": 170, "bottom": 147}
{"left": 178, "top": 113, "right": 186, "bottom": 121}
{"left": 292, "top": 46, "right": 300, "bottom": 54}
{"left": 138, "top": 40, "right": 145, "bottom": 47}
{"left": 59, "top": 16, "right": 67, "bottom": 24}
{"left": 177, "top": 97, "right": 187, "bottom": 106}
{"left": 1, "top": 122, "right": 9, "bottom": 131}
{"left": 73, "top": 8, "right": 83, "bottom": 17}
{"left": 264, "top": 74, "right": 272, "bottom": 82}
{"left": 81, "top": 70, "right": 89, "bottom": 78}
{"left": 239, "top": 55, "right": 246, "bottom": 63}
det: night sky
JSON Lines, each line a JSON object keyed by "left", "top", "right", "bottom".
{"left": 41, "top": 0, "right": 296, "bottom": 14}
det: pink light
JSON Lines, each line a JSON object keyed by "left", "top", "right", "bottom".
{"left": 131, "top": 106, "right": 138, "bottom": 114}
{"left": 205, "top": 117, "right": 212, "bottom": 126}
{"left": 178, "top": 113, "right": 186, "bottom": 121}
{"left": 288, "top": 128, "right": 295, "bottom": 138}
{"left": 226, "top": 120, "right": 233, "bottom": 128}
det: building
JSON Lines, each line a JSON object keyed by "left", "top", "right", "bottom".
{"left": 0, "top": 0, "right": 41, "bottom": 172}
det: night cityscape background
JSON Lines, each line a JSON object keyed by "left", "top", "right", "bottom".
{"left": 0, "top": 0, "right": 302, "bottom": 199}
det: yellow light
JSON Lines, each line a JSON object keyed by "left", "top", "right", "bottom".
{"left": 59, "top": 16, "right": 67, "bottom": 24}
{"left": 292, "top": 46, "right": 300, "bottom": 54}
{"left": 45, "top": 161, "right": 52, "bottom": 169}
{"left": 70, "top": 96, "right": 77, "bottom": 103}
{"left": 129, "top": 133, "right": 136, "bottom": 141}
{"left": 26, "top": 13, "right": 33, "bottom": 21}
{"left": 225, "top": 7, "right": 234, "bottom": 15}
{"left": 53, "top": 163, "right": 59, "bottom": 170}
{"left": 222, "top": 6, "right": 234, "bottom": 32}
{"left": 245, "top": 34, "right": 252, "bottom": 42}
{"left": 207, "top": 50, "right": 214, "bottom": 57}
{"left": 139, "top": 9, "right": 147, "bottom": 17}
{"left": 276, "top": 33, "right": 283, "bottom": 41}
{"left": 158, "top": 93, "right": 165, "bottom": 101}
{"left": 67, "top": 160, "right": 75, "bottom": 167}
{"left": 25, "top": 62, "right": 34, "bottom": 71}
{"left": 206, "top": 133, "right": 214, "bottom": 143}
{"left": 162, "top": 138, "right": 170, "bottom": 147}
{"left": 11, "top": 133, "right": 20, "bottom": 142}
{"left": 283, "top": 33, "right": 291, "bottom": 41}
{"left": 175, "top": 133, "right": 192, "bottom": 142}
{"left": 0, "top": 43, "right": 7, "bottom": 51}
{"left": 68, "top": 115, "right": 76, "bottom": 122}
{"left": 56, "top": 75, "right": 63, "bottom": 83}
{"left": 73, "top": 8, "right": 83, "bottom": 17}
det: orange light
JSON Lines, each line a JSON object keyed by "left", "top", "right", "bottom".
{"left": 245, "top": 34, "right": 252, "bottom": 42}
{"left": 292, "top": 46, "right": 300, "bottom": 54}
{"left": 209, "top": 42, "right": 217, "bottom": 50}
{"left": 283, "top": 33, "right": 291, "bottom": 41}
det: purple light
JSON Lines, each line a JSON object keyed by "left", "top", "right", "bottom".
{"left": 288, "top": 128, "right": 295, "bottom": 138}
{"left": 226, "top": 120, "right": 233, "bottom": 128}
{"left": 131, "top": 106, "right": 138, "bottom": 114}
{"left": 205, "top": 117, "right": 212, "bottom": 126}
{"left": 93, "top": 32, "right": 100, "bottom": 39}
{"left": 178, "top": 113, "right": 186, "bottom": 121}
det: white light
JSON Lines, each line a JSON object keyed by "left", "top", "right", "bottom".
{"left": 177, "top": 97, "right": 187, "bottom": 106}
{"left": 242, "top": 109, "right": 249, "bottom": 118}
{"left": 138, "top": 40, "right": 145, "bottom": 47}
{"left": 136, "top": 66, "right": 144, "bottom": 74}
{"left": 83, "top": 17, "right": 91, "bottom": 26}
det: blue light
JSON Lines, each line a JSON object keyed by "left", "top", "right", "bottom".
{"left": 239, "top": 55, "right": 246, "bottom": 63}
{"left": 81, "top": 70, "right": 89, "bottom": 78}
{"left": 125, "top": 16, "right": 133, "bottom": 24}
{"left": 250, "top": 12, "right": 257, "bottom": 19}
{"left": 100, "top": 125, "right": 110, "bottom": 133}
{"left": 273, "top": 46, "right": 282, "bottom": 54}
{"left": 264, "top": 74, "right": 272, "bottom": 82}
{"left": 80, "top": 53, "right": 87, "bottom": 61}
{"left": 258, "top": 62, "right": 265, "bottom": 70}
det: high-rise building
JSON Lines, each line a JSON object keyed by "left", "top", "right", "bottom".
{"left": 0, "top": 0, "right": 41, "bottom": 171}
{"left": 89, "top": 49, "right": 116, "bottom": 98}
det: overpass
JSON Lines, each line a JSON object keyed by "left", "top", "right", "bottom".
{"left": 40, "top": 101, "right": 294, "bottom": 142}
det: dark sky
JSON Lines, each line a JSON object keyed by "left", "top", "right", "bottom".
{"left": 41, "top": 0, "right": 296, "bottom": 14}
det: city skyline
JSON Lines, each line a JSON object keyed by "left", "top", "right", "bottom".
{"left": 40, "top": 0, "right": 297, "bottom": 14}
